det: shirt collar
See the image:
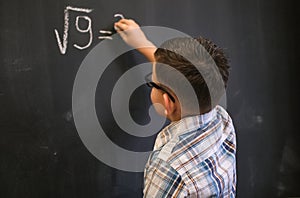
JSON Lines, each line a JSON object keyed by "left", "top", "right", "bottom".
{"left": 153, "top": 107, "right": 217, "bottom": 150}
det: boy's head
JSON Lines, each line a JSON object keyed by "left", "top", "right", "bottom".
{"left": 150, "top": 37, "right": 229, "bottom": 119}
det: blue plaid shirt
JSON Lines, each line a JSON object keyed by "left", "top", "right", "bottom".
{"left": 144, "top": 105, "right": 236, "bottom": 197}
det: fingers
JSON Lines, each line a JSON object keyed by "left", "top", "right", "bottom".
{"left": 114, "top": 19, "right": 130, "bottom": 40}
{"left": 116, "top": 28, "right": 126, "bottom": 39}
{"left": 113, "top": 18, "right": 153, "bottom": 50}
{"left": 114, "top": 21, "right": 128, "bottom": 31}
{"left": 118, "top": 19, "right": 137, "bottom": 26}
{"left": 114, "top": 19, "right": 139, "bottom": 31}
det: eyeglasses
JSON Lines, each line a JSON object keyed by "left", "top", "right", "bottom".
{"left": 145, "top": 73, "right": 176, "bottom": 103}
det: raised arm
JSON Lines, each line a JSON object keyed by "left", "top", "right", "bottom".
{"left": 114, "top": 19, "right": 157, "bottom": 62}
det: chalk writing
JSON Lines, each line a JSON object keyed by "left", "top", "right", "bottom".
{"left": 114, "top": 14, "right": 124, "bottom": 19}
{"left": 54, "top": 6, "right": 93, "bottom": 54}
{"left": 98, "top": 30, "right": 113, "bottom": 40}
{"left": 54, "top": 6, "right": 125, "bottom": 55}
{"left": 99, "top": 30, "right": 113, "bottom": 34}
{"left": 73, "top": 16, "right": 93, "bottom": 50}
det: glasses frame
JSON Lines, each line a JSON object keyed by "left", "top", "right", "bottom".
{"left": 145, "top": 73, "right": 176, "bottom": 103}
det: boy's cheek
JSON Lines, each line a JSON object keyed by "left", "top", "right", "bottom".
{"left": 150, "top": 90, "right": 166, "bottom": 117}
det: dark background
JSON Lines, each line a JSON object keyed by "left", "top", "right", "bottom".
{"left": 1, "top": 0, "right": 299, "bottom": 197}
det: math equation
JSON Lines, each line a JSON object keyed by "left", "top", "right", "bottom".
{"left": 54, "top": 6, "right": 124, "bottom": 55}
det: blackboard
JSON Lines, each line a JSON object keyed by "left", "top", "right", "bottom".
{"left": 1, "top": 0, "right": 299, "bottom": 197}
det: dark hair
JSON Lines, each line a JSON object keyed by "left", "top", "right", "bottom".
{"left": 154, "top": 37, "right": 230, "bottom": 114}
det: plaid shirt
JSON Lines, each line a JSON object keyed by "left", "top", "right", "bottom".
{"left": 144, "top": 105, "right": 236, "bottom": 198}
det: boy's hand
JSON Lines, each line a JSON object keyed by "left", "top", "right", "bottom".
{"left": 114, "top": 19, "right": 155, "bottom": 49}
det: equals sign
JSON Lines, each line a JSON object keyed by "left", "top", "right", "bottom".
{"left": 98, "top": 13, "right": 125, "bottom": 40}
{"left": 98, "top": 30, "right": 113, "bottom": 40}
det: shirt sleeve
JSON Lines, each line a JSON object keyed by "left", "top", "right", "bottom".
{"left": 143, "top": 158, "right": 188, "bottom": 198}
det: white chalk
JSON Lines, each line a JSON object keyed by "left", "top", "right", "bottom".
{"left": 54, "top": 6, "right": 93, "bottom": 54}
{"left": 66, "top": 6, "right": 92, "bottom": 13}
{"left": 98, "top": 36, "right": 113, "bottom": 40}
{"left": 99, "top": 30, "right": 113, "bottom": 34}
{"left": 73, "top": 16, "right": 93, "bottom": 50}
{"left": 114, "top": 13, "right": 125, "bottom": 19}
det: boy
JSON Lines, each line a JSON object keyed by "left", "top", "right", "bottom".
{"left": 115, "top": 19, "right": 236, "bottom": 197}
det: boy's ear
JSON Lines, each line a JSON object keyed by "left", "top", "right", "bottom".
{"left": 162, "top": 93, "right": 175, "bottom": 116}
